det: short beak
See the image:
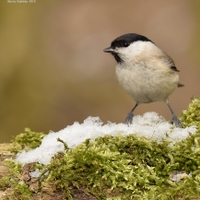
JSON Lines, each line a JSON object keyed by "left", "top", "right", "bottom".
{"left": 103, "top": 47, "right": 114, "bottom": 53}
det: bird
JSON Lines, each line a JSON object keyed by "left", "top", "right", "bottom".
{"left": 103, "top": 33, "right": 184, "bottom": 127}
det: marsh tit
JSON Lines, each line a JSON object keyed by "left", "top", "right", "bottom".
{"left": 104, "top": 33, "right": 184, "bottom": 127}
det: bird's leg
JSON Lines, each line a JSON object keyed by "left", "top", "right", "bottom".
{"left": 125, "top": 102, "right": 138, "bottom": 125}
{"left": 165, "top": 99, "right": 182, "bottom": 128}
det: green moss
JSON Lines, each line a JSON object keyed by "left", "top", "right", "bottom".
{"left": 0, "top": 159, "right": 22, "bottom": 189}
{"left": 180, "top": 97, "right": 200, "bottom": 128}
{"left": 5, "top": 182, "right": 32, "bottom": 200}
{"left": 2, "top": 96, "right": 200, "bottom": 199}
{"left": 44, "top": 133, "right": 200, "bottom": 199}
{"left": 10, "top": 128, "right": 45, "bottom": 153}
{"left": 0, "top": 159, "right": 32, "bottom": 200}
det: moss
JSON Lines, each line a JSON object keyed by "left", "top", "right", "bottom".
{"left": 0, "top": 159, "right": 32, "bottom": 200}
{"left": 5, "top": 182, "right": 32, "bottom": 200}
{"left": 44, "top": 133, "right": 200, "bottom": 199}
{"left": 10, "top": 128, "right": 45, "bottom": 153}
{"left": 1, "top": 96, "right": 200, "bottom": 199}
{"left": 180, "top": 97, "right": 200, "bottom": 128}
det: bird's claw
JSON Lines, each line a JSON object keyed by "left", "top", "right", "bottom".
{"left": 125, "top": 112, "right": 134, "bottom": 125}
{"left": 171, "top": 115, "right": 182, "bottom": 128}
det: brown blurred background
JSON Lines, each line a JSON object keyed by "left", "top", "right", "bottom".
{"left": 0, "top": 0, "right": 200, "bottom": 142}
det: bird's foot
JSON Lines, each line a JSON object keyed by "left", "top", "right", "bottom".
{"left": 171, "top": 115, "right": 182, "bottom": 128}
{"left": 125, "top": 112, "right": 134, "bottom": 125}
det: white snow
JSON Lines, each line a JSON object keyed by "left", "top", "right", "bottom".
{"left": 15, "top": 112, "right": 196, "bottom": 165}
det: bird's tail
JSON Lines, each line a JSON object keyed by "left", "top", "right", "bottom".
{"left": 178, "top": 81, "right": 184, "bottom": 87}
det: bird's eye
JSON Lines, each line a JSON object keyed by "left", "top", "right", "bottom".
{"left": 123, "top": 42, "right": 129, "bottom": 47}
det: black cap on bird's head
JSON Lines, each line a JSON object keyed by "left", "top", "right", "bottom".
{"left": 104, "top": 33, "right": 152, "bottom": 52}
{"left": 104, "top": 33, "right": 153, "bottom": 63}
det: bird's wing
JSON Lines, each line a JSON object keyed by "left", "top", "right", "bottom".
{"left": 164, "top": 54, "right": 180, "bottom": 72}
{"left": 170, "top": 66, "right": 179, "bottom": 72}
{"left": 161, "top": 53, "right": 184, "bottom": 87}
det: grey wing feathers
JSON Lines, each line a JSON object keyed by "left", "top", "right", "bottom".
{"left": 162, "top": 54, "right": 179, "bottom": 71}
{"left": 164, "top": 54, "right": 184, "bottom": 87}
{"left": 170, "top": 66, "right": 179, "bottom": 72}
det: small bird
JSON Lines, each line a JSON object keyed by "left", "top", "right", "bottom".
{"left": 104, "top": 33, "right": 184, "bottom": 127}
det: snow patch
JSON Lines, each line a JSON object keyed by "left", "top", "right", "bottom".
{"left": 15, "top": 112, "right": 196, "bottom": 165}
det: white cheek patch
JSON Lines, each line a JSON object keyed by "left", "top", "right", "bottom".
{"left": 128, "top": 41, "right": 147, "bottom": 56}
{"left": 118, "top": 41, "right": 156, "bottom": 58}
